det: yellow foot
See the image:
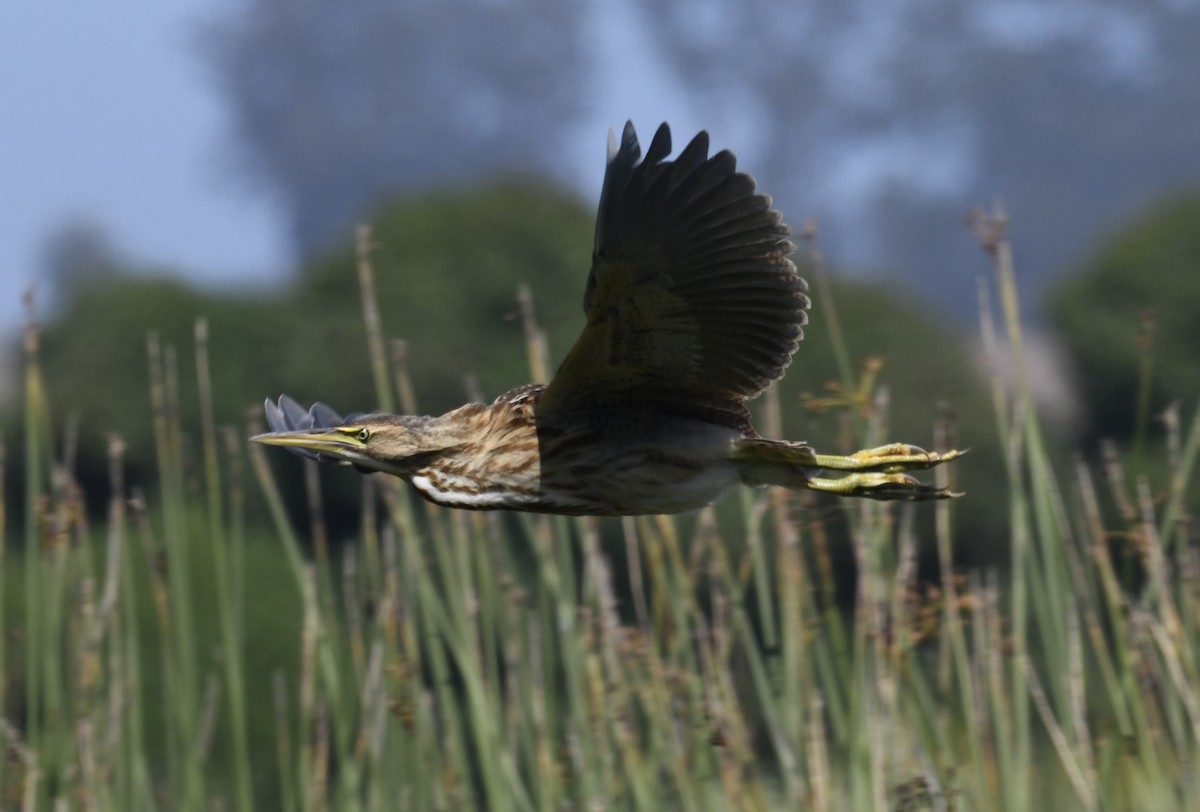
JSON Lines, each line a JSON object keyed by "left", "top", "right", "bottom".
{"left": 809, "top": 443, "right": 966, "bottom": 474}
{"left": 806, "top": 472, "right": 962, "bottom": 501}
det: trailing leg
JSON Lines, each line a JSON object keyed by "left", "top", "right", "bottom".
{"left": 733, "top": 438, "right": 962, "bottom": 501}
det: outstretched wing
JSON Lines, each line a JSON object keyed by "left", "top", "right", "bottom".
{"left": 540, "top": 122, "right": 809, "bottom": 419}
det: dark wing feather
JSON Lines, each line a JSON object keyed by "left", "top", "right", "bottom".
{"left": 541, "top": 122, "right": 809, "bottom": 418}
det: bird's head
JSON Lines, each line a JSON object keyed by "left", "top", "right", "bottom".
{"left": 252, "top": 396, "right": 443, "bottom": 477}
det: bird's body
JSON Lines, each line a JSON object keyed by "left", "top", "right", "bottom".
{"left": 385, "top": 384, "right": 746, "bottom": 515}
{"left": 254, "top": 122, "right": 962, "bottom": 514}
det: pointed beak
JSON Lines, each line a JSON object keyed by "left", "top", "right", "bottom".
{"left": 249, "top": 424, "right": 362, "bottom": 462}
{"left": 253, "top": 395, "right": 364, "bottom": 464}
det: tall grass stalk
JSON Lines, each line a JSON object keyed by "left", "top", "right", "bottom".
{"left": 196, "top": 319, "right": 254, "bottom": 811}
{"left": 21, "top": 296, "right": 46, "bottom": 780}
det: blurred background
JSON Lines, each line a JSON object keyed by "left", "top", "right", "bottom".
{"left": 4, "top": 4, "right": 1200, "bottom": 804}
{"left": 2, "top": 0, "right": 1200, "bottom": 546}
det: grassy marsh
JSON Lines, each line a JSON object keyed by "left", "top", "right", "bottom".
{"left": 2, "top": 209, "right": 1198, "bottom": 810}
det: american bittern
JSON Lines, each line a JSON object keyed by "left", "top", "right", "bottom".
{"left": 253, "top": 123, "right": 962, "bottom": 515}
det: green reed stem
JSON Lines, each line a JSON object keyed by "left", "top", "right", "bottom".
{"left": 195, "top": 319, "right": 254, "bottom": 811}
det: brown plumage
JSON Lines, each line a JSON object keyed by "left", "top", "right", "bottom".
{"left": 253, "top": 122, "right": 961, "bottom": 515}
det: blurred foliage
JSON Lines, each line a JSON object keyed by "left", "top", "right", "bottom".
{"left": 204, "top": 0, "right": 587, "bottom": 256}
{"left": 34, "top": 278, "right": 288, "bottom": 506}
{"left": 296, "top": 180, "right": 593, "bottom": 413}
{"left": 15, "top": 179, "right": 1005, "bottom": 558}
{"left": 23, "top": 180, "right": 590, "bottom": 516}
{"left": 1048, "top": 189, "right": 1200, "bottom": 440}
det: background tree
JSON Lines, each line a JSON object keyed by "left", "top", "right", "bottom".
{"left": 203, "top": 0, "right": 588, "bottom": 259}
{"left": 1047, "top": 189, "right": 1200, "bottom": 443}
{"left": 640, "top": 0, "right": 1200, "bottom": 312}
{"left": 39, "top": 217, "right": 122, "bottom": 308}
{"left": 202, "top": 1, "right": 1200, "bottom": 318}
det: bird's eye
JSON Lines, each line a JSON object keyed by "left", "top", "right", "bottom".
{"left": 356, "top": 428, "right": 371, "bottom": 442}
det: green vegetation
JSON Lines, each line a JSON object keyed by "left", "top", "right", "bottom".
{"left": 1048, "top": 190, "right": 1200, "bottom": 442}
{"left": 2, "top": 193, "right": 1198, "bottom": 809}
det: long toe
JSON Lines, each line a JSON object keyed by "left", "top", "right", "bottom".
{"left": 806, "top": 472, "right": 963, "bottom": 501}
{"left": 810, "top": 445, "right": 967, "bottom": 473}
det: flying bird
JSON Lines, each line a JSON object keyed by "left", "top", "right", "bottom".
{"left": 253, "top": 123, "right": 961, "bottom": 515}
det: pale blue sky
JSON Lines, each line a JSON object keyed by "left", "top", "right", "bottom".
{"left": 0, "top": 3, "right": 288, "bottom": 333}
